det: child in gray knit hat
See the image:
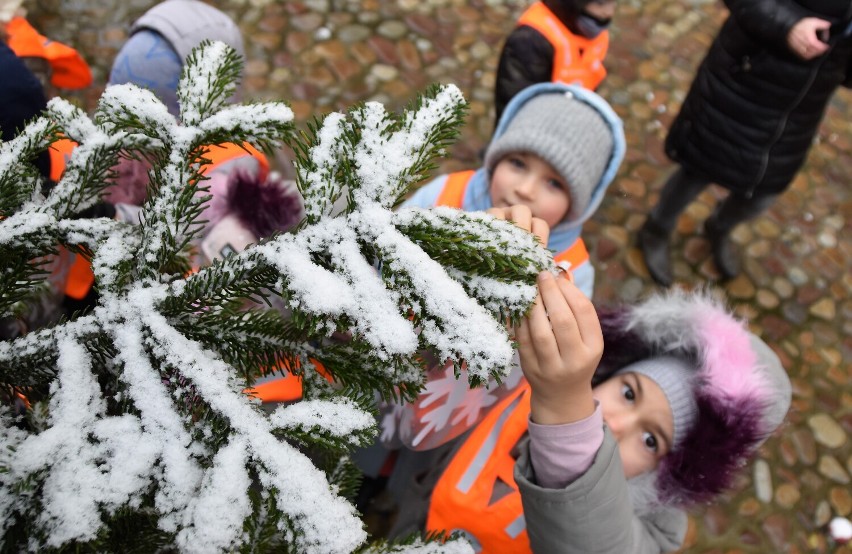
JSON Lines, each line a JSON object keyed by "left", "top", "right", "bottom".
{"left": 403, "top": 81, "right": 625, "bottom": 298}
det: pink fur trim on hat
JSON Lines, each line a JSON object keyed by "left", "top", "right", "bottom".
{"left": 597, "top": 289, "right": 788, "bottom": 507}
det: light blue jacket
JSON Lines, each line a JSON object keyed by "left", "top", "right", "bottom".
{"left": 404, "top": 83, "right": 625, "bottom": 298}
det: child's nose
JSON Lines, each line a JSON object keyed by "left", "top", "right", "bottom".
{"left": 605, "top": 410, "right": 633, "bottom": 439}
{"left": 515, "top": 176, "right": 537, "bottom": 198}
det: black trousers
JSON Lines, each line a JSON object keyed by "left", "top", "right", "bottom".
{"left": 650, "top": 167, "right": 780, "bottom": 233}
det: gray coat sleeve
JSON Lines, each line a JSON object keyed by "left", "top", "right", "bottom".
{"left": 514, "top": 430, "right": 687, "bottom": 554}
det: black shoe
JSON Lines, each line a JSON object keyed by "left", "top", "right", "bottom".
{"left": 704, "top": 218, "right": 740, "bottom": 280}
{"left": 638, "top": 217, "right": 673, "bottom": 287}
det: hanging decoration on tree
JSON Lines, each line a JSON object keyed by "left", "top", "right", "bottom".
{"left": 0, "top": 41, "right": 552, "bottom": 552}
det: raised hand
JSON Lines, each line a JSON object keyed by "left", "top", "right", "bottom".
{"left": 516, "top": 271, "right": 603, "bottom": 425}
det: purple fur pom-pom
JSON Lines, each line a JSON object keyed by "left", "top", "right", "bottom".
{"left": 657, "top": 394, "right": 766, "bottom": 506}
{"left": 225, "top": 169, "right": 303, "bottom": 238}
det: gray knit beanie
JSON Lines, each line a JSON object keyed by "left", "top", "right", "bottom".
{"left": 484, "top": 90, "right": 614, "bottom": 223}
{"left": 616, "top": 355, "right": 699, "bottom": 449}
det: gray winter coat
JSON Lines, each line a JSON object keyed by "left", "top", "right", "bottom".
{"left": 515, "top": 431, "right": 687, "bottom": 554}
{"left": 131, "top": 0, "right": 245, "bottom": 62}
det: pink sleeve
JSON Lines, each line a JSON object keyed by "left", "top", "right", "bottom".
{"left": 527, "top": 401, "right": 604, "bottom": 489}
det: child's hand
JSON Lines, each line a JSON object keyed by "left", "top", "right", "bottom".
{"left": 486, "top": 205, "right": 550, "bottom": 246}
{"left": 516, "top": 271, "right": 603, "bottom": 425}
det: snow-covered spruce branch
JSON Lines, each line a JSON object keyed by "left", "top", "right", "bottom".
{"left": 42, "top": 99, "right": 143, "bottom": 219}
{"left": 1, "top": 40, "right": 548, "bottom": 553}
{"left": 0, "top": 117, "right": 56, "bottom": 216}
{"left": 0, "top": 314, "right": 100, "bottom": 386}
{"left": 289, "top": 90, "right": 554, "bottom": 382}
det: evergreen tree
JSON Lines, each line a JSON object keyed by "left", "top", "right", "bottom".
{"left": 0, "top": 41, "right": 552, "bottom": 552}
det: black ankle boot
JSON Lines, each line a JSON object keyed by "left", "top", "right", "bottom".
{"left": 638, "top": 217, "right": 673, "bottom": 287}
{"left": 704, "top": 217, "right": 740, "bottom": 280}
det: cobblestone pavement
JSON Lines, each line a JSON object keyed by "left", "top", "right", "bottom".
{"left": 29, "top": 0, "right": 852, "bottom": 551}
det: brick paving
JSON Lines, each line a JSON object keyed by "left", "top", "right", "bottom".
{"left": 27, "top": 0, "right": 852, "bottom": 551}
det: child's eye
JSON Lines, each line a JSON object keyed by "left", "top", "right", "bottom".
{"left": 508, "top": 156, "right": 526, "bottom": 169}
{"left": 547, "top": 178, "right": 566, "bottom": 191}
{"left": 621, "top": 383, "right": 635, "bottom": 402}
{"left": 642, "top": 431, "right": 658, "bottom": 453}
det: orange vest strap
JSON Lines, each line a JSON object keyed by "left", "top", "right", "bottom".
{"left": 427, "top": 381, "right": 532, "bottom": 553}
{"left": 48, "top": 138, "right": 96, "bottom": 301}
{"left": 435, "top": 170, "right": 475, "bottom": 208}
{"left": 64, "top": 252, "right": 96, "bottom": 300}
{"left": 202, "top": 143, "right": 270, "bottom": 181}
{"left": 5, "top": 17, "right": 93, "bottom": 89}
{"left": 246, "top": 373, "right": 304, "bottom": 403}
{"left": 48, "top": 138, "right": 77, "bottom": 183}
{"left": 517, "top": 2, "right": 608, "bottom": 90}
{"left": 243, "top": 358, "right": 332, "bottom": 403}
{"left": 553, "top": 237, "right": 589, "bottom": 271}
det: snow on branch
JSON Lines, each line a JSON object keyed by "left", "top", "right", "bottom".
{"left": 0, "top": 117, "right": 54, "bottom": 215}
{"left": 0, "top": 40, "right": 551, "bottom": 552}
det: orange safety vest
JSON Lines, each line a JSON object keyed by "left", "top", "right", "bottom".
{"left": 517, "top": 1, "right": 609, "bottom": 91}
{"left": 200, "top": 142, "right": 270, "bottom": 182}
{"left": 46, "top": 137, "right": 95, "bottom": 299}
{"left": 435, "top": 170, "right": 590, "bottom": 272}
{"left": 47, "top": 137, "right": 76, "bottom": 183}
{"left": 426, "top": 380, "right": 532, "bottom": 552}
{"left": 4, "top": 17, "right": 93, "bottom": 90}
{"left": 49, "top": 140, "right": 269, "bottom": 299}
{"left": 244, "top": 358, "right": 333, "bottom": 403}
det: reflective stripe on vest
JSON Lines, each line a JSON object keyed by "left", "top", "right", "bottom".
{"left": 435, "top": 170, "right": 590, "bottom": 271}
{"left": 427, "top": 381, "right": 532, "bottom": 553}
{"left": 517, "top": 2, "right": 608, "bottom": 90}
{"left": 4, "top": 17, "right": 93, "bottom": 89}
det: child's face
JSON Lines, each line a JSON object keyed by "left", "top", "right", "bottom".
{"left": 593, "top": 371, "right": 675, "bottom": 479}
{"left": 583, "top": 0, "right": 616, "bottom": 20}
{"left": 489, "top": 153, "right": 571, "bottom": 229}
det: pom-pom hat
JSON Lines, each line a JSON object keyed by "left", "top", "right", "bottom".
{"left": 595, "top": 290, "right": 792, "bottom": 507}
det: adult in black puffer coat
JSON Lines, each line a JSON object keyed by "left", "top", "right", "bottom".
{"left": 639, "top": 0, "right": 852, "bottom": 286}
{"left": 493, "top": 0, "right": 616, "bottom": 124}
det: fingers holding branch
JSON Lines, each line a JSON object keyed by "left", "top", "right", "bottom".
{"left": 515, "top": 272, "right": 603, "bottom": 424}
{"left": 486, "top": 206, "right": 550, "bottom": 246}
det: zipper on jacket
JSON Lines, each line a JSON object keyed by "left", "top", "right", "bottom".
{"left": 752, "top": 12, "right": 851, "bottom": 196}
{"left": 752, "top": 57, "right": 826, "bottom": 196}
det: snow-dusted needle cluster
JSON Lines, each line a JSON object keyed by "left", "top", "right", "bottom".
{"left": 0, "top": 41, "right": 550, "bottom": 552}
